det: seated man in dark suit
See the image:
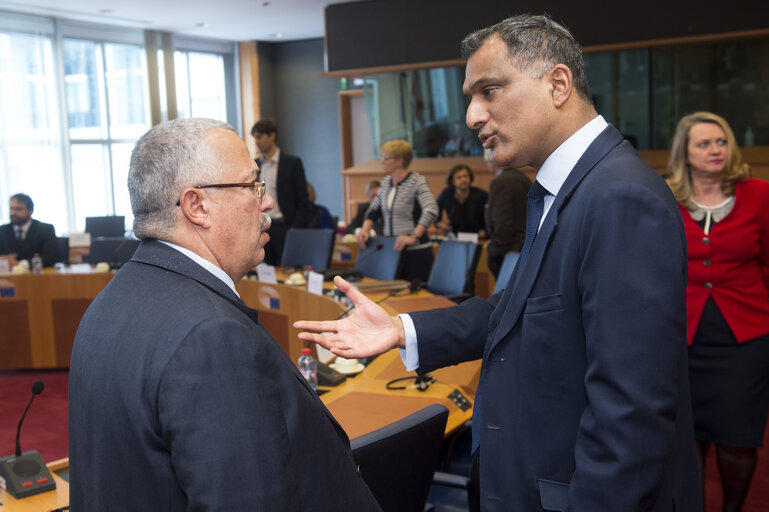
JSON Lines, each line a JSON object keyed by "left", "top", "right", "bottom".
{"left": 0, "top": 193, "right": 57, "bottom": 267}
{"left": 345, "top": 180, "right": 383, "bottom": 235}
{"left": 68, "top": 119, "right": 381, "bottom": 512}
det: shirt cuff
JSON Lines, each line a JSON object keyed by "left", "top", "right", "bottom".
{"left": 398, "top": 313, "right": 420, "bottom": 371}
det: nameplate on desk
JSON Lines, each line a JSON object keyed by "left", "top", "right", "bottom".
{"left": 307, "top": 271, "right": 324, "bottom": 295}
{"left": 257, "top": 285, "right": 281, "bottom": 310}
{"left": 256, "top": 263, "right": 278, "bottom": 283}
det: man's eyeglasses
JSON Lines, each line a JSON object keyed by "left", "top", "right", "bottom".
{"left": 176, "top": 180, "right": 266, "bottom": 206}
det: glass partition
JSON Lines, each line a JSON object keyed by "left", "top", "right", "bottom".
{"left": 362, "top": 35, "right": 769, "bottom": 155}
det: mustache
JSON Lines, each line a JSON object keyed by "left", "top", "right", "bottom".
{"left": 260, "top": 213, "right": 272, "bottom": 231}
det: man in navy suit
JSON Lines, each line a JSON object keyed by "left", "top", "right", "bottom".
{"left": 252, "top": 118, "right": 311, "bottom": 266}
{"left": 296, "top": 15, "right": 700, "bottom": 511}
{"left": 0, "top": 193, "right": 58, "bottom": 267}
{"left": 69, "top": 119, "right": 381, "bottom": 511}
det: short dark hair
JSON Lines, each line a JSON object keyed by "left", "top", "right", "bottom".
{"left": 461, "top": 14, "right": 591, "bottom": 102}
{"left": 446, "top": 164, "right": 474, "bottom": 187}
{"left": 251, "top": 118, "right": 278, "bottom": 138}
{"left": 365, "top": 180, "right": 381, "bottom": 196}
{"left": 10, "top": 193, "right": 33, "bottom": 212}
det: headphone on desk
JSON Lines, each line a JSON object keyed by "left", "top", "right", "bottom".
{"left": 385, "top": 374, "right": 435, "bottom": 392}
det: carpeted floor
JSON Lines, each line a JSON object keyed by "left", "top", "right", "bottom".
{"left": 1, "top": 368, "right": 768, "bottom": 511}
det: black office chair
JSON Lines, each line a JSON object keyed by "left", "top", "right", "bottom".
{"left": 279, "top": 228, "right": 335, "bottom": 271}
{"left": 492, "top": 251, "right": 521, "bottom": 295}
{"left": 85, "top": 216, "right": 125, "bottom": 239}
{"left": 351, "top": 404, "right": 448, "bottom": 512}
{"left": 88, "top": 237, "right": 139, "bottom": 268}
{"left": 426, "top": 240, "right": 481, "bottom": 302}
{"left": 56, "top": 236, "right": 69, "bottom": 264}
{"left": 354, "top": 236, "right": 402, "bottom": 281}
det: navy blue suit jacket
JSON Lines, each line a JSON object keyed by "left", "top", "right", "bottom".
{"left": 0, "top": 219, "right": 57, "bottom": 266}
{"left": 257, "top": 152, "right": 310, "bottom": 228}
{"left": 410, "top": 125, "right": 700, "bottom": 511}
{"left": 69, "top": 240, "right": 380, "bottom": 511}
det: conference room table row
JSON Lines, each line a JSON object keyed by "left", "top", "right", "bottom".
{"left": 0, "top": 266, "right": 478, "bottom": 511}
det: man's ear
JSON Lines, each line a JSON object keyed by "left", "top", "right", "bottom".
{"left": 178, "top": 189, "right": 212, "bottom": 229}
{"left": 550, "top": 64, "right": 573, "bottom": 108}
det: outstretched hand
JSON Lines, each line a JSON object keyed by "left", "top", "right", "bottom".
{"left": 293, "top": 276, "right": 404, "bottom": 358}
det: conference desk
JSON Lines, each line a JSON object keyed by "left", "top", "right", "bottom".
{"left": 0, "top": 273, "right": 478, "bottom": 511}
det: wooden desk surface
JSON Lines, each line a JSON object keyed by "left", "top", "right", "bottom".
{"left": 321, "top": 349, "right": 478, "bottom": 439}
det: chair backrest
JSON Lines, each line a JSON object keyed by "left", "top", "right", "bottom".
{"left": 88, "top": 237, "right": 139, "bottom": 268}
{"left": 85, "top": 216, "right": 125, "bottom": 239}
{"left": 351, "top": 404, "right": 448, "bottom": 512}
{"left": 493, "top": 251, "right": 521, "bottom": 295}
{"left": 56, "top": 237, "right": 69, "bottom": 264}
{"left": 426, "top": 240, "right": 481, "bottom": 297}
{"left": 354, "top": 237, "right": 402, "bottom": 281}
{"left": 280, "top": 228, "right": 335, "bottom": 271}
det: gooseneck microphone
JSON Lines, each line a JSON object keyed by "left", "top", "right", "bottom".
{"left": 15, "top": 381, "right": 44, "bottom": 457}
{"left": 0, "top": 380, "right": 57, "bottom": 499}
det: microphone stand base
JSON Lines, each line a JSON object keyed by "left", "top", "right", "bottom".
{"left": 0, "top": 450, "right": 57, "bottom": 498}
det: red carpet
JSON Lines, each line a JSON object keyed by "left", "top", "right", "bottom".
{"left": 0, "top": 370, "right": 69, "bottom": 462}
{"left": 1, "top": 368, "right": 768, "bottom": 510}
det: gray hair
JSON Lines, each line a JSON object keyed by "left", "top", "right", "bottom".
{"left": 128, "top": 118, "right": 235, "bottom": 239}
{"left": 461, "top": 14, "right": 592, "bottom": 102}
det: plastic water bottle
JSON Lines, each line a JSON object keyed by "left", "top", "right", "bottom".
{"left": 31, "top": 253, "right": 43, "bottom": 274}
{"left": 298, "top": 348, "right": 318, "bottom": 391}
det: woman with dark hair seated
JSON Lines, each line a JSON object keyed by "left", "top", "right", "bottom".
{"left": 435, "top": 164, "right": 488, "bottom": 238}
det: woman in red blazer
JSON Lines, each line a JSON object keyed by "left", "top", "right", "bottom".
{"left": 668, "top": 111, "right": 769, "bottom": 512}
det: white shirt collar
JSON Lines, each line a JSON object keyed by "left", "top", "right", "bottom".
{"left": 158, "top": 240, "right": 240, "bottom": 298}
{"left": 17, "top": 218, "right": 32, "bottom": 234}
{"left": 536, "top": 115, "right": 608, "bottom": 196}
{"left": 265, "top": 147, "right": 280, "bottom": 165}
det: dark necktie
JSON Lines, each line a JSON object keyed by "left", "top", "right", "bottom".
{"left": 15, "top": 227, "right": 23, "bottom": 241}
{"left": 472, "top": 180, "right": 551, "bottom": 453}
{"left": 513, "top": 180, "right": 549, "bottom": 287}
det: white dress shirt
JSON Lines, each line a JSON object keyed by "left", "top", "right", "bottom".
{"left": 159, "top": 240, "right": 241, "bottom": 299}
{"left": 261, "top": 148, "right": 283, "bottom": 220}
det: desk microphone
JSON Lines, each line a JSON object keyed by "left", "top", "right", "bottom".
{"left": 0, "top": 381, "right": 56, "bottom": 498}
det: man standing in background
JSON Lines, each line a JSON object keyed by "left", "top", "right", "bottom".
{"left": 252, "top": 118, "right": 310, "bottom": 265}
{"left": 0, "top": 193, "right": 58, "bottom": 267}
{"left": 483, "top": 149, "right": 531, "bottom": 278}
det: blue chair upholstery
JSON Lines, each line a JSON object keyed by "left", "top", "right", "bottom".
{"left": 492, "top": 251, "right": 520, "bottom": 295}
{"left": 354, "top": 236, "right": 402, "bottom": 281}
{"left": 351, "top": 404, "right": 448, "bottom": 512}
{"left": 279, "top": 228, "right": 335, "bottom": 271}
{"left": 426, "top": 240, "right": 481, "bottom": 301}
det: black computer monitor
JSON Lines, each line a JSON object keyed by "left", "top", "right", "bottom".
{"left": 87, "top": 237, "right": 139, "bottom": 269}
{"left": 85, "top": 216, "right": 125, "bottom": 238}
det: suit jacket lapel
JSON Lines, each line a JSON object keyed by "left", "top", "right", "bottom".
{"left": 486, "top": 125, "right": 625, "bottom": 355}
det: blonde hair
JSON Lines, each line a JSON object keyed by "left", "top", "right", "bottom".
{"left": 666, "top": 111, "right": 750, "bottom": 210}
{"left": 381, "top": 139, "right": 413, "bottom": 168}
